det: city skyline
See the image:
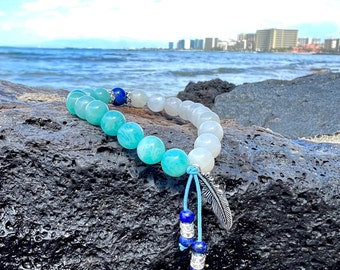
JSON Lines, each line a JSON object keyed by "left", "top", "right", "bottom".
{"left": 0, "top": 0, "right": 340, "bottom": 48}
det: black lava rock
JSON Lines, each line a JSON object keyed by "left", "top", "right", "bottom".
{"left": 177, "top": 78, "right": 235, "bottom": 108}
{"left": 0, "top": 80, "right": 339, "bottom": 270}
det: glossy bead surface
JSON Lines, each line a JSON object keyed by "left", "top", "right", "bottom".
{"left": 187, "top": 103, "right": 204, "bottom": 123}
{"left": 137, "top": 135, "right": 165, "bottom": 164}
{"left": 161, "top": 148, "right": 189, "bottom": 177}
{"left": 92, "top": 88, "right": 111, "bottom": 103}
{"left": 100, "top": 110, "right": 126, "bottom": 136}
{"left": 66, "top": 90, "right": 86, "bottom": 115}
{"left": 198, "top": 121, "right": 224, "bottom": 141}
{"left": 130, "top": 90, "right": 148, "bottom": 108}
{"left": 147, "top": 94, "right": 165, "bottom": 112}
{"left": 164, "top": 97, "right": 182, "bottom": 116}
{"left": 82, "top": 88, "right": 95, "bottom": 97}
{"left": 192, "top": 241, "right": 207, "bottom": 254}
{"left": 188, "top": 147, "right": 214, "bottom": 174}
{"left": 179, "top": 209, "right": 195, "bottom": 223}
{"left": 117, "top": 122, "right": 144, "bottom": 149}
{"left": 179, "top": 235, "right": 195, "bottom": 251}
{"left": 85, "top": 100, "right": 109, "bottom": 126}
{"left": 112, "top": 87, "right": 127, "bottom": 106}
{"left": 74, "top": 95, "right": 95, "bottom": 120}
{"left": 191, "top": 106, "right": 211, "bottom": 127}
{"left": 194, "top": 133, "right": 221, "bottom": 158}
{"left": 178, "top": 100, "right": 194, "bottom": 120}
{"left": 195, "top": 111, "right": 220, "bottom": 128}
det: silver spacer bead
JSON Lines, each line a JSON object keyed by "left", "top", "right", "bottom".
{"left": 180, "top": 222, "right": 195, "bottom": 238}
{"left": 190, "top": 252, "right": 206, "bottom": 270}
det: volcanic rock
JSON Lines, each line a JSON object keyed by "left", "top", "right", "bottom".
{"left": 177, "top": 78, "right": 235, "bottom": 108}
{"left": 212, "top": 72, "right": 340, "bottom": 139}
{"left": 0, "top": 80, "right": 339, "bottom": 270}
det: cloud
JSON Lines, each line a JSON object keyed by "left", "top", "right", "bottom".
{"left": 6, "top": 0, "right": 340, "bottom": 43}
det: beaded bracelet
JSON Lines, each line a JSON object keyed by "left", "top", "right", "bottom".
{"left": 66, "top": 87, "right": 233, "bottom": 270}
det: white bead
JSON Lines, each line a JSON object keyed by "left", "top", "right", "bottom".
{"left": 187, "top": 103, "right": 205, "bottom": 123}
{"left": 130, "top": 90, "right": 148, "bottom": 108}
{"left": 178, "top": 100, "right": 194, "bottom": 120}
{"left": 198, "top": 120, "right": 224, "bottom": 141}
{"left": 191, "top": 106, "right": 211, "bottom": 127}
{"left": 194, "top": 133, "right": 221, "bottom": 158}
{"left": 188, "top": 147, "right": 214, "bottom": 174}
{"left": 147, "top": 94, "right": 165, "bottom": 112}
{"left": 164, "top": 97, "right": 182, "bottom": 116}
{"left": 195, "top": 111, "right": 220, "bottom": 127}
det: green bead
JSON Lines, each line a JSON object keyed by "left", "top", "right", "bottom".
{"left": 66, "top": 90, "right": 86, "bottom": 115}
{"left": 85, "top": 100, "right": 109, "bottom": 126}
{"left": 137, "top": 135, "right": 166, "bottom": 165}
{"left": 161, "top": 148, "right": 189, "bottom": 177}
{"left": 93, "top": 88, "right": 111, "bottom": 103}
{"left": 117, "top": 122, "right": 144, "bottom": 149}
{"left": 101, "top": 110, "right": 126, "bottom": 136}
{"left": 75, "top": 95, "right": 95, "bottom": 120}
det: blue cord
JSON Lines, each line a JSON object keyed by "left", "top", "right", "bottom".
{"left": 185, "top": 166, "right": 203, "bottom": 242}
{"left": 193, "top": 173, "right": 203, "bottom": 242}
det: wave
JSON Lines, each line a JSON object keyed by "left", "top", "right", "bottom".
{"left": 171, "top": 67, "right": 245, "bottom": 77}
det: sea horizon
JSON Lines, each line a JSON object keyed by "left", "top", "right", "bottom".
{"left": 1, "top": 46, "right": 340, "bottom": 96}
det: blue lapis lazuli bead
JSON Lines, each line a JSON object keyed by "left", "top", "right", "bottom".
{"left": 179, "top": 235, "right": 195, "bottom": 251}
{"left": 191, "top": 241, "right": 207, "bottom": 254}
{"left": 112, "top": 87, "right": 127, "bottom": 106}
{"left": 179, "top": 209, "right": 195, "bottom": 223}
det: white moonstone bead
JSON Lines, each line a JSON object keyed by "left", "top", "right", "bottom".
{"left": 194, "top": 133, "right": 221, "bottom": 158}
{"left": 188, "top": 147, "right": 215, "bottom": 174}
{"left": 178, "top": 100, "right": 194, "bottom": 120}
{"left": 195, "top": 111, "right": 220, "bottom": 127}
{"left": 191, "top": 106, "right": 211, "bottom": 127}
{"left": 198, "top": 120, "right": 224, "bottom": 141}
{"left": 164, "top": 97, "right": 182, "bottom": 116}
{"left": 130, "top": 90, "right": 148, "bottom": 108}
{"left": 147, "top": 94, "right": 165, "bottom": 112}
{"left": 187, "top": 103, "right": 205, "bottom": 123}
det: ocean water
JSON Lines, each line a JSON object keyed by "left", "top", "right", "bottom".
{"left": 1, "top": 46, "right": 340, "bottom": 96}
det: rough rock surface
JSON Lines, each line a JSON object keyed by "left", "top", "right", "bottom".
{"left": 212, "top": 72, "right": 340, "bottom": 139}
{"left": 177, "top": 78, "right": 235, "bottom": 108}
{"left": 0, "top": 80, "right": 339, "bottom": 270}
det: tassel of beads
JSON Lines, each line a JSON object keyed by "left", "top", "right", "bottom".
{"left": 179, "top": 166, "right": 207, "bottom": 270}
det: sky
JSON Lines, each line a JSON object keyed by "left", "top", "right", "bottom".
{"left": 0, "top": 0, "right": 340, "bottom": 47}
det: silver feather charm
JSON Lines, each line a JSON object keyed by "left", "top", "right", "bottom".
{"left": 199, "top": 173, "right": 233, "bottom": 230}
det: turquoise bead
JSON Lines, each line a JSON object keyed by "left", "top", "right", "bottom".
{"left": 161, "top": 148, "right": 189, "bottom": 177}
{"left": 117, "top": 122, "right": 144, "bottom": 149}
{"left": 85, "top": 100, "right": 109, "bottom": 126}
{"left": 66, "top": 90, "right": 86, "bottom": 115}
{"left": 100, "top": 110, "right": 126, "bottom": 136}
{"left": 137, "top": 135, "right": 165, "bottom": 165}
{"left": 93, "top": 88, "right": 111, "bottom": 103}
{"left": 82, "top": 88, "right": 95, "bottom": 97}
{"left": 75, "top": 95, "right": 95, "bottom": 120}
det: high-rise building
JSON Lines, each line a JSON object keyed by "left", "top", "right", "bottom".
{"left": 168, "top": 42, "right": 174, "bottom": 50}
{"left": 204, "top": 38, "right": 214, "bottom": 50}
{"left": 324, "top": 38, "right": 340, "bottom": 52}
{"left": 238, "top": 33, "right": 256, "bottom": 51}
{"left": 255, "top": 28, "right": 298, "bottom": 51}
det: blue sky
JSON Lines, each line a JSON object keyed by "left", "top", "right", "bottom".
{"left": 0, "top": 0, "right": 340, "bottom": 47}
